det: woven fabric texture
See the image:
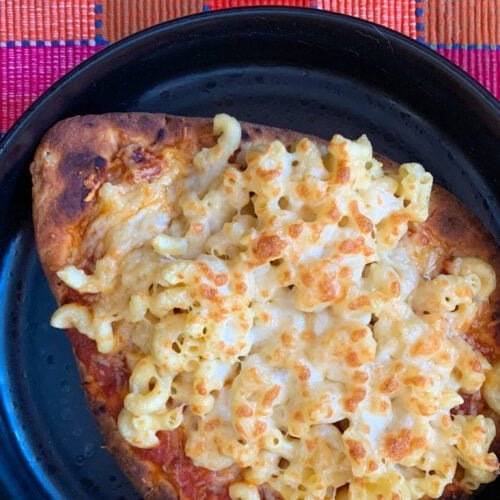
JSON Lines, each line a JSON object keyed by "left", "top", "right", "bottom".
{"left": 0, "top": 0, "right": 498, "bottom": 133}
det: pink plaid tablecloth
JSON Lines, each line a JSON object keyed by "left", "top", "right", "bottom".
{"left": 0, "top": 1, "right": 498, "bottom": 136}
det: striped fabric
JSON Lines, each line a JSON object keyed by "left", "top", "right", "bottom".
{"left": 0, "top": 0, "right": 498, "bottom": 134}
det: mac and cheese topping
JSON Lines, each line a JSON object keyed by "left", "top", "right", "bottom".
{"left": 51, "top": 114, "right": 499, "bottom": 499}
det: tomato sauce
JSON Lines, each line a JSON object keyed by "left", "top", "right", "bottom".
{"left": 135, "top": 431, "right": 236, "bottom": 499}
{"left": 67, "top": 328, "right": 129, "bottom": 419}
{"left": 67, "top": 329, "right": 236, "bottom": 498}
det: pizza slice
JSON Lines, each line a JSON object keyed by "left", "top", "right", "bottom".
{"left": 31, "top": 113, "right": 499, "bottom": 499}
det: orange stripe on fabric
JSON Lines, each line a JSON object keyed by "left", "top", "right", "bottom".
{"left": 208, "top": 1, "right": 415, "bottom": 38}
{"left": 426, "top": 0, "right": 498, "bottom": 46}
{"left": 101, "top": 0, "right": 203, "bottom": 42}
{"left": 0, "top": 0, "right": 95, "bottom": 43}
{"left": 317, "top": 0, "right": 416, "bottom": 38}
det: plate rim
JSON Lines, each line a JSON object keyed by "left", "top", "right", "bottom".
{"left": 0, "top": 6, "right": 498, "bottom": 498}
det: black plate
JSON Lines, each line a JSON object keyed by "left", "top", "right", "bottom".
{"left": 0, "top": 7, "right": 498, "bottom": 499}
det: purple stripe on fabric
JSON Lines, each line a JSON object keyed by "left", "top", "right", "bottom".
{"left": 437, "top": 48, "right": 499, "bottom": 99}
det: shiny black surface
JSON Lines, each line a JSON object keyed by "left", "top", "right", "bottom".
{"left": 0, "top": 7, "right": 498, "bottom": 499}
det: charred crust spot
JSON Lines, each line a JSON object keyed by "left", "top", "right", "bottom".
{"left": 81, "top": 117, "right": 98, "bottom": 128}
{"left": 156, "top": 128, "right": 167, "bottom": 142}
{"left": 131, "top": 150, "right": 145, "bottom": 163}
{"left": 120, "top": 147, "right": 163, "bottom": 184}
{"left": 254, "top": 127, "right": 262, "bottom": 135}
{"left": 60, "top": 150, "right": 98, "bottom": 177}
{"left": 98, "top": 404, "right": 106, "bottom": 414}
{"left": 94, "top": 156, "right": 106, "bottom": 169}
{"left": 241, "top": 130, "right": 250, "bottom": 141}
{"left": 57, "top": 150, "right": 101, "bottom": 219}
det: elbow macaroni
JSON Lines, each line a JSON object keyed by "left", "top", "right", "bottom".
{"left": 51, "top": 114, "right": 499, "bottom": 499}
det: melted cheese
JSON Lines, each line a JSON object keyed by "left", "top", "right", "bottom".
{"left": 51, "top": 114, "right": 499, "bottom": 499}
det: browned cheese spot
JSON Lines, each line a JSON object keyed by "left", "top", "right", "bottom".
{"left": 253, "top": 235, "right": 286, "bottom": 261}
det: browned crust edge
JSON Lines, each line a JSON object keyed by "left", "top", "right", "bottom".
{"left": 426, "top": 183, "right": 500, "bottom": 297}
{"left": 84, "top": 379, "right": 177, "bottom": 500}
{"left": 31, "top": 113, "right": 500, "bottom": 499}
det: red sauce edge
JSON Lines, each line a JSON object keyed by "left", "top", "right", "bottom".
{"left": 66, "top": 329, "right": 235, "bottom": 498}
